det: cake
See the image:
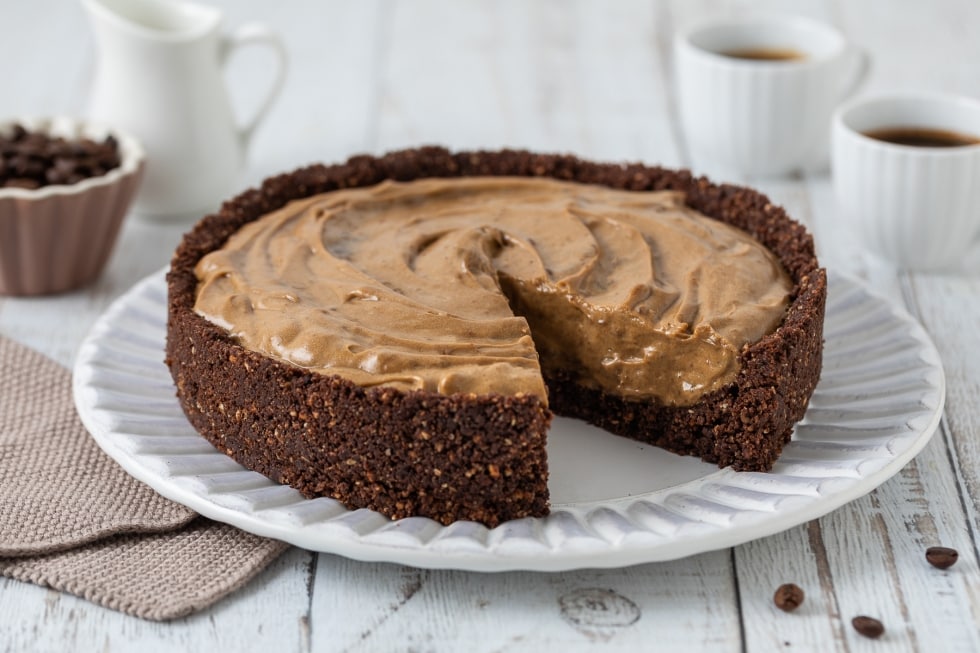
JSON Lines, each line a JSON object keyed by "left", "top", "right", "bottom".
{"left": 166, "top": 148, "right": 826, "bottom": 527}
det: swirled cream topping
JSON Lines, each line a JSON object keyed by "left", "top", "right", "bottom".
{"left": 194, "top": 177, "right": 792, "bottom": 406}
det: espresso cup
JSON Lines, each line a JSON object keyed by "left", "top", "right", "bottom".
{"left": 675, "top": 16, "right": 867, "bottom": 176}
{"left": 832, "top": 93, "right": 980, "bottom": 271}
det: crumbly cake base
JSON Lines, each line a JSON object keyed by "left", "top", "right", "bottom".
{"left": 166, "top": 147, "right": 826, "bottom": 527}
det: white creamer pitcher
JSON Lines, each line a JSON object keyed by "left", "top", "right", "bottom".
{"left": 83, "top": 0, "right": 287, "bottom": 218}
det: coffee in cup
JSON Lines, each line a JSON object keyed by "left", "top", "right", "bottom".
{"left": 862, "top": 126, "right": 980, "bottom": 148}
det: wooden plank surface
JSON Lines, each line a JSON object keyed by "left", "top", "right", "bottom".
{"left": 1, "top": 1, "right": 978, "bottom": 651}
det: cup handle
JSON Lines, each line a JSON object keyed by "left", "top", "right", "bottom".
{"left": 221, "top": 23, "right": 289, "bottom": 150}
{"left": 839, "top": 45, "right": 870, "bottom": 100}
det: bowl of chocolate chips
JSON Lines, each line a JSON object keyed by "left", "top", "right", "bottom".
{"left": 0, "top": 116, "right": 144, "bottom": 296}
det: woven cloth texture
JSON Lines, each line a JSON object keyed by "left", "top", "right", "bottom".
{"left": 0, "top": 335, "right": 289, "bottom": 620}
{"left": 0, "top": 518, "right": 287, "bottom": 621}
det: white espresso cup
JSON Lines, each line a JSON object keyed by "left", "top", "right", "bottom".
{"left": 832, "top": 93, "right": 980, "bottom": 271}
{"left": 675, "top": 15, "right": 867, "bottom": 177}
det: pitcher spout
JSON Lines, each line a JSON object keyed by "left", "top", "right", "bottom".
{"left": 81, "top": 0, "right": 221, "bottom": 42}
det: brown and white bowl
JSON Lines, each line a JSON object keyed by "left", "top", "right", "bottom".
{"left": 0, "top": 116, "right": 145, "bottom": 296}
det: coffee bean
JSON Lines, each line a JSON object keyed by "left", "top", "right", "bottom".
{"left": 21, "top": 133, "right": 47, "bottom": 151}
{"left": 925, "top": 546, "right": 958, "bottom": 569}
{"left": 19, "top": 158, "right": 44, "bottom": 178}
{"left": 9, "top": 155, "right": 33, "bottom": 176}
{"left": 44, "top": 168, "right": 67, "bottom": 185}
{"left": 4, "top": 178, "right": 41, "bottom": 190}
{"left": 0, "top": 125, "right": 121, "bottom": 189}
{"left": 52, "top": 157, "right": 77, "bottom": 175}
{"left": 851, "top": 616, "right": 884, "bottom": 639}
{"left": 773, "top": 583, "right": 805, "bottom": 612}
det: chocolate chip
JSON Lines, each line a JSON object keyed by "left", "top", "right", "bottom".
{"left": 773, "top": 583, "right": 805, "bottom": 612}
{"left": 851, "top": 616, "right": 884, "bottom": 639}
{"left": 925, "top": 546, "right": 958, "bottom": 569}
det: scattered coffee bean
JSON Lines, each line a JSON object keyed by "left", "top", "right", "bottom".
{"left": 851, "top": 615, "right": 884, "bottom": 639}
{"left": 773, "top": 583, "right": 805, "bottom": 612}
{"left": 925, "top": 546, "right": 958, "bottom": 569}
{"left": 0, "top": 123, "right": 121, "bottom": 190}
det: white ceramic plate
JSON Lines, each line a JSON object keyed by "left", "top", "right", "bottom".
{"left": 73, "top": 269, "right": 944, "bottom": 571}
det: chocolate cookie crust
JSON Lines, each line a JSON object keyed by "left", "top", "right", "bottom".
{"left": 166, "top": 147, "right": 826, "bottom": 527}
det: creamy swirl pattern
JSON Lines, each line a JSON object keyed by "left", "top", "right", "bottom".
{"left": 194, "top": 177, "right": 792, "bottom": 406}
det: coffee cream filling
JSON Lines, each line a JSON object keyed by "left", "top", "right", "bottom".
{"left": 194, "top": 177, "right": 792, "bottom": 407}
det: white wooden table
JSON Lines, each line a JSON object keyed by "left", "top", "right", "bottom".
{"left": 3, "top": 1, "right": 979, "bottom": 651}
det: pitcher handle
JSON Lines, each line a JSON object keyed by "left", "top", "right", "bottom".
{"left": 221, "top": 23, "right": 288, "bottom": 150}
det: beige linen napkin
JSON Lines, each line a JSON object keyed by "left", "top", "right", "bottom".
{"left": 0, "top": 335, "right": 290, "bottom": 621}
